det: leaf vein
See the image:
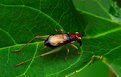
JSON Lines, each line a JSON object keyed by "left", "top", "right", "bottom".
{"left": 104, "top": 44, "right": 121, "bottom": 55}
{"left": 0, "top": 41, "right": 43, "bottom": 51}
{"left": 0, "top": 3, "right": 63, "bottom": 30}
{"left": 0, "top": 28, "right": 16, "bottom": 44}
{"left": 48, "top": 48, "right": 83, "bottom": 77}
{"left": 18, "top": 43, "right": 39, "bottom": 77}
{"left": 96, "top": 0, "right": 111, "bottom": 18}
{"left": 83, "top": 27, "right": 121, "bottom": 39}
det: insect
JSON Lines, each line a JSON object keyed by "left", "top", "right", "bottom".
{"left": 13, "top": 31, "right": 82, "bottom": 67}
{"left": 44, "top": 32, "right": 82, "bottom": 48}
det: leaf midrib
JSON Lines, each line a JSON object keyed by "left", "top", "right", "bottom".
{"left": 0, "top": 41, "right": 43, "bottom": 51}
{"left": 83, "top": 27, "right": 121, "bottom": 39}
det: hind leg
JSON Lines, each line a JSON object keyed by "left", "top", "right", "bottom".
{"left": 65, "top": 46, "right": 70, "bottom": 61}
{"left": 11, "top": 35, "right": 48, "bottom": 53}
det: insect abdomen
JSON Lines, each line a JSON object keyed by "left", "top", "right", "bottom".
{"left": 44, "top": 34, "right": 70, "bottom": 47}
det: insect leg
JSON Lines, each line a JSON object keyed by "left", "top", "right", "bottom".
{"left": 12, "top": 35, "right": 48, "bottom": 53}
{"left": 16, "top": 48, "right": 46, "bottom": 67}
{"left": 16, "top": 52, "right": 46, "bottom": 67}
{"left": 70, "top": 44, "right": 80, "bottom": 54}
{"left": 16, "top": 47, "right": 62, "bottom": 67}
{"left": 16, "top": 58, "right": 32, "bottom": 67}
{"left": 65, "top": 46, "right": 70, "bottom": 60}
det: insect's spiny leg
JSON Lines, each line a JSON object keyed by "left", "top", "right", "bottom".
{"left": 16, "top": 47, "right": 62, "bottom": 67}
{"left": 12, "top": 37, "right": 35, "bottom": 53}
{"left": 11, "top": 35, "right": 48, "bottom": 53}
{"left": 65, "top": 46, "right": 70, "bottom": 61}
{"left": 16, "top": 55, "right": 42, "bottom": 67}
{"left": 16, "top": 58, "right": 32, "bottom": 67}
{"left": 16, "top": 47, "right": 46, "bottom": 67}
{"left": 70, "top": 44, "right": 80, "bottom": 54}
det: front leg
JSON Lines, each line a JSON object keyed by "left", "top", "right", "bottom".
{"left": 70, "top": 43, "right": 80, "bottom": 54}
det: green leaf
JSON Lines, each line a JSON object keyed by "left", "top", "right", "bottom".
{"left": 104, "top": 46, "right": 121, "bottom": 77}
{"left": 1, "top": 0, "right": 121, "bottom": 77}
{"left": 0, "top": 0, "right": 86, "bottom": 77}
{"left": 73, "top": 0, "right": 112, "bottom": 19}
{"left": 73, "top": 0, "right": 121, "bottom": 76}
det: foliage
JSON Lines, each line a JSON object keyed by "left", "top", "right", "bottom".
{"left": 0, "top": 0, "right": 121, "bottom": 77}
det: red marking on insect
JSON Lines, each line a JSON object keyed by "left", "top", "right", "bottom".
{"left": 69, "top": 33, "right": 81, "bottom": 41}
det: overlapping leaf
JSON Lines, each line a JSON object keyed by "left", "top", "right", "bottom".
{"left": 73, "top": 0, "right": 121, "bottom": 76}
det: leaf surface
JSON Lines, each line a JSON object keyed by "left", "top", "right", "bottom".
{"left": 73, "top": 0, "right": 121, "bottom": 76}
{"left": 0, "top": 0, "right": 86, "bottom": 77}
{"left": 1, "top": 0, "right": 121, "bottom": 77}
